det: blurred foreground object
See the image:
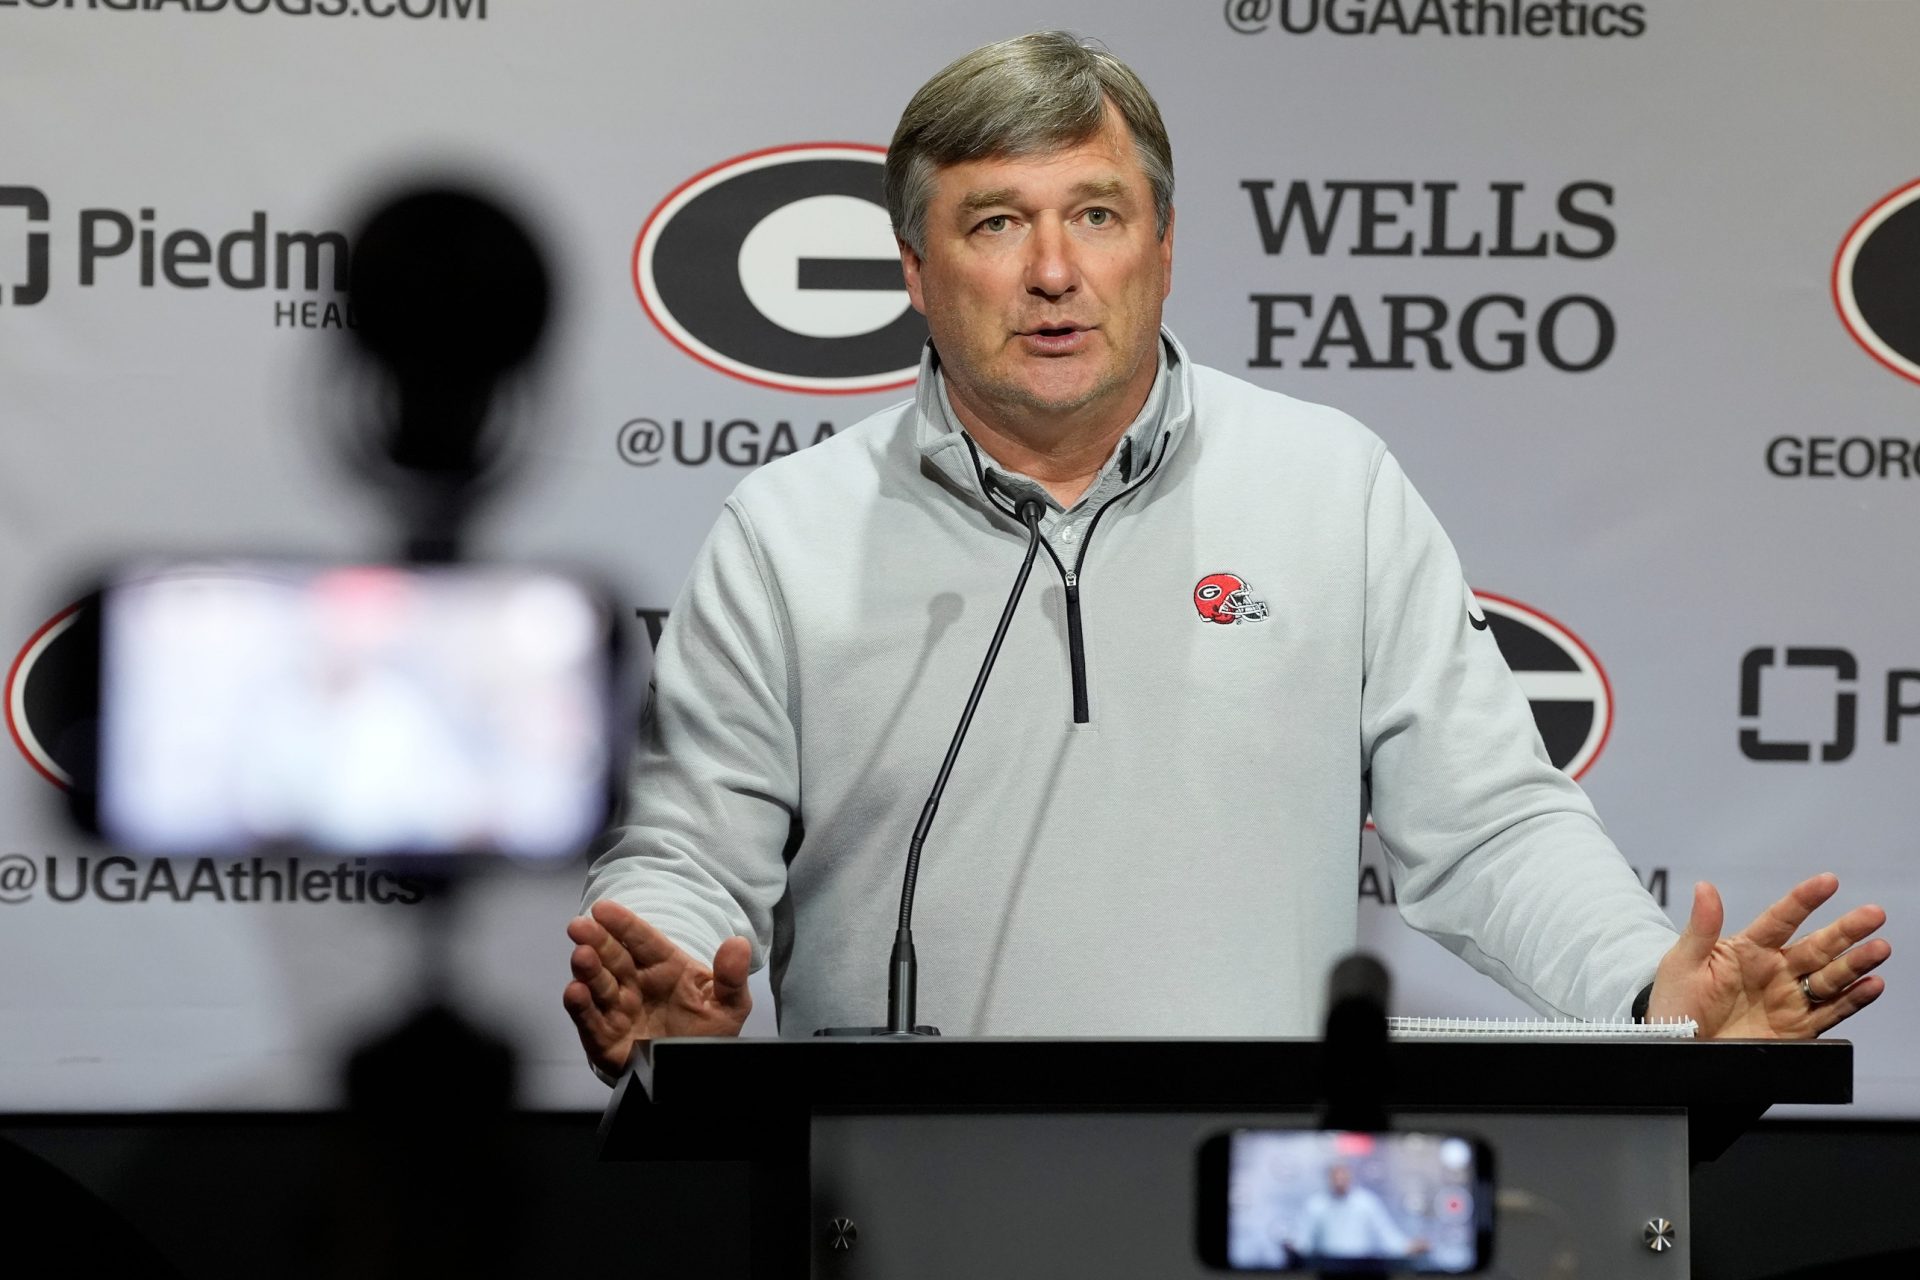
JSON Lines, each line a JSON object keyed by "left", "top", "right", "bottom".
{"left": 84, "top": 560, "right": 619, "bottom": 863}
{"left": 67, "top": 182, "right": 624, "bottom": 866}
{"left": 345, "top": 185, "right": 553, "bottom": 561}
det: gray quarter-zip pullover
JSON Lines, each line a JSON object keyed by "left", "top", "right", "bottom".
{"left": 584, "top": 329, "right": 1676, "bottom": 1037}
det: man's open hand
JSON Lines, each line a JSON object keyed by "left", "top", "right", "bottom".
{"left": 1647, "top": 874, "right": 1889, "bottom": 1038}
{"left": 562, "top": 900, "right": 752, "bottom": 1077}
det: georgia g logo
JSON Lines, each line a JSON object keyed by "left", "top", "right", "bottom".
{"left": 1193, "top": 572, "right": 1271, "bottom": 625}
{"left": 1834, "top": 177, "right": 1920, "bottom": 386}
{"left": 633, "top": 144, "right": 928, "bottom": 395}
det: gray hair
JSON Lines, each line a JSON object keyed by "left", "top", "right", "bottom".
{"left": 885, "top": 31, "right": 1175, "bottom": 256}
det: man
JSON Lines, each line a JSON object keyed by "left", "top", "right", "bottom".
{"left": 564, "top": 32, "right": 1887, "bottom": 1078}
{"left": 1288, "top": 1163, "right": 1425, "bottom": 1265}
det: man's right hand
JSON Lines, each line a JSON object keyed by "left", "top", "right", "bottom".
{"left": 562, "top": 899, "right": 752, "bottom": 1078}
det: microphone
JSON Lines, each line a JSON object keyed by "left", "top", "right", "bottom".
{"left": 344, "top": 185, "right": 552, "bottom": 561}
{"left": 1320, "top": 951, "right": 1393, "bottom": 1132}
{"left": 818, "top": 498, "right": 1048, "bottom": 1037}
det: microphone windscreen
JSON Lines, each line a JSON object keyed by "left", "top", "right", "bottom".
{"left": 349, "top": 186, "right": 551, "bottom": 386}
{"left": 1326, "top": 951, "right": 1392, "bottom": 1020}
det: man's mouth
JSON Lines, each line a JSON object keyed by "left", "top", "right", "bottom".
{"left": 1018, "top": 325, "right": 1092, "bottom": 355}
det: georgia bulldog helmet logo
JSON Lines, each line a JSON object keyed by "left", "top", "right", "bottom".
{"left": 1193, "top": 572, "right": 1271, "bottom": 625}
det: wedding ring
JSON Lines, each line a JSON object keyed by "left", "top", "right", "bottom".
{"left": 1799, "top": 974, "right": 1824, "bottom": 1006}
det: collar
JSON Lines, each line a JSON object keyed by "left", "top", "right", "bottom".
{"left": 914, "top": 326, "right": 1194, "bottom": 524}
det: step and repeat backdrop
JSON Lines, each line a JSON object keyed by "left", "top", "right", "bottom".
{"left": 1, "top": 1, "right": 1913, "bottom": 1114}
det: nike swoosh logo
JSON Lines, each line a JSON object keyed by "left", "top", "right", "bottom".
{"left": 1469, "top": 612, "right": 1489, "bottom": 631}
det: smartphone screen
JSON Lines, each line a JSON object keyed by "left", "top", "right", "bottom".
{"left": 93, "top": 561, "right": 620, "bottom": 861}
{"left": 1198, "top": 1129, "right": 1493, "bottom": 1273}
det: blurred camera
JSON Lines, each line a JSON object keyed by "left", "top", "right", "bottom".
{"left": 70, "top": 558, "right": 623, "bottom": 863}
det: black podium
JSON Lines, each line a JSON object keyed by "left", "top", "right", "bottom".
{"left": 599, "top": 1037, "right": 1850, "bottom": 1278}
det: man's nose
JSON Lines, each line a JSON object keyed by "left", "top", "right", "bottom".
{"left": 1024, "top": 217, "right": 1077, "bottom": 299}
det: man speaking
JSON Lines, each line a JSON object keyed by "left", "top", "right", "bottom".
{"left": 564, "top": 32, "right": 1887, "bottom": 1077}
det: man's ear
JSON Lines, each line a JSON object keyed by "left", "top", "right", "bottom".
{"left": 899, "top": 238, "right": 929, "bottom": 316}
{"left": 1159, "top": 205, "right": 1176, "bottom": 300}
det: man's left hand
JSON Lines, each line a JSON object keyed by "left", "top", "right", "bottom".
{"left": 1647, "top": 873, "right": 1889, "bottom": 1038}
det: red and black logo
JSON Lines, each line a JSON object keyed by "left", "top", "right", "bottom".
{"left": 1475, "top": 592, "right": 1611, "bottom": 778}
{"left": 1834, "top": 178, "right": 1920, "bottom": 386}
{"left": 1193, "top": 572, "right": 1272, "bottom": 625}
{"left": 633, "top": 144, "right": 926, "bottom": 395}
{"left": 5, "top": 600, "right": 94, "bottom": 790}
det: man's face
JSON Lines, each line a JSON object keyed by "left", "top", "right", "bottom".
{"left": 1328, "top": 1164, "right": 1353, "bottom": 1197}
{"left": 898, "top": 104, "right": 1174, "bottom": 436}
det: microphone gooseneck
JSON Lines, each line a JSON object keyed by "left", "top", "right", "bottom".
{"left": 889, "top": 498, "right": 1046, "bottom": 1035}
{"left": 820, "top": 498, "right": 1047, "bottom": 1038}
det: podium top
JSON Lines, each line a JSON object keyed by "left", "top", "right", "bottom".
{"left": 632, "top": 1035, "right": 1848, "bottom": 1108}
{"left": 601, "top": 1036, "right": 1851, "bottom": 1160}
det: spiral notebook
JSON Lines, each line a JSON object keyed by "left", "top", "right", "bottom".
{"left": 1388, "top": 1016, "right": 1698, "bottom": 1040}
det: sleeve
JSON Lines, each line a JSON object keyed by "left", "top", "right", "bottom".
{"left": 1359, "top": 447, "right": 1677, "bottom": 1021}
{"left": 1293, "top": 1197, "right": 1327, "bottom": 1254}
{"left": 580, "top": 499, "right": 797, "bottom": 972}
{"left": 1359, "top": 1189, "right": 1411, "bottom": 1255}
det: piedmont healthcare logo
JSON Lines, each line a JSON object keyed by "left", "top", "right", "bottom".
{"left": 1834, "top": 177, "right": 1920, "bottom": 387}
{"left": 0, "top": 853, "right": 426, "bottom": 906}
{"left": 0, "top": 183, "right": 354, "bottom": 328}
{"left": 633, "top": 144, "right": 926, "bottom": 394}
{"left": 1738, "top": 646, "right": 1920, "bottom": 764}
{"left": 0, "top": 185, "right": 49, "bottom": 305}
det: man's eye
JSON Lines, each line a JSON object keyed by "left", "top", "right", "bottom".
{"left": 979, "top": 215, "right": 1010, "bottom": 233}
{"left": 1084, "top": 208, "right": 1113, "bottom": 227}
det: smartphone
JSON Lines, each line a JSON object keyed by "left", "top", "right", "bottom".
{"left": 77, "top": 559, "right": 624, "bottom": 862}
{"left": 1197, "top": 1128, "right": 1494, "bottom": 1273}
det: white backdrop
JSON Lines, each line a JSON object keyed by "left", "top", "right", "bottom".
{"left": 1, "top": 0, "right": 1913, "bottom": 1115}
